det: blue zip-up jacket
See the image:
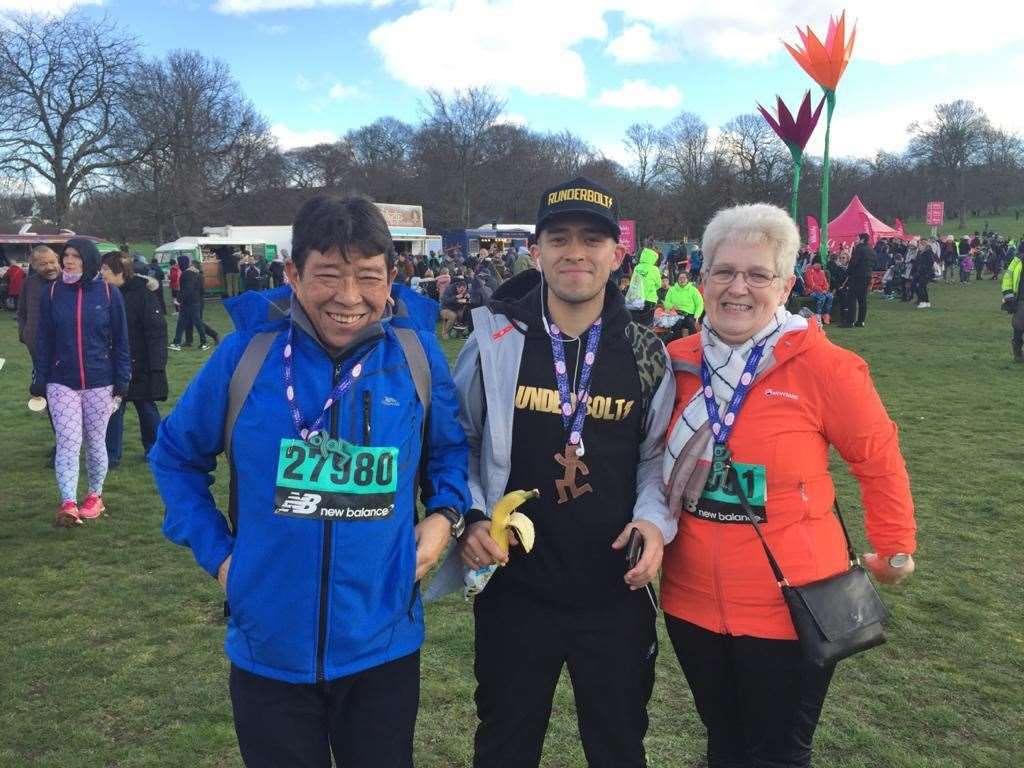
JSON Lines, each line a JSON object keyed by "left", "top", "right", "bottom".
{"left": 31, "top": 238, "right": 130, "bottom": 394}
{"left": 149, "top": 285, "right": 469, "bottom": 684}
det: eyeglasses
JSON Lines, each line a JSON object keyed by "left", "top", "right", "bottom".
{"left": 706, "top": 266, "right": 778, "bottom": 288}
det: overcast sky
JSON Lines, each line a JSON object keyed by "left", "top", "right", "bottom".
{"left": 9, "top": 0, "right": 1024, "bottom": 167}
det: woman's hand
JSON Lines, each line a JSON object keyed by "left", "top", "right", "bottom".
{"left": 863, "top": 553, "right": 915, "bottom": 585}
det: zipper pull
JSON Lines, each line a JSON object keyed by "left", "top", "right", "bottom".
{"left": 362, "top": 390, "right": 372, "bottom": 446}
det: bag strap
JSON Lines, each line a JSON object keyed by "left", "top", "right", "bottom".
{"left": 727, "top": 462, "right": 858, "bottom": 588}
{"left": 224, "top": 331, "right": 278, "bottom": 462}
{"left": 392, "top": 326, "right": 431, "bottom": 432}
{"left": 727, "top": 463, "right": 789, "bottom": 587}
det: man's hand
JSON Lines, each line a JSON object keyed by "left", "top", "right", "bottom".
{"left": 217, "top": 554, "right": 232, "bottom": 591}
{"left": 612, "top": 521, "right": 664, "bottom": 590}
{"left": 414, "top": 513, "right": 452, "bottom": 581}
{"left": 863, "top": 553, "right": 915, "bottom": 585}
{"left": 460, "top": 520, "right": 509, "bottom": 569}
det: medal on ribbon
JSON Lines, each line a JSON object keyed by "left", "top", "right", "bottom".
{"left": 549, "top": 319, "right": 602, "bottom": 504}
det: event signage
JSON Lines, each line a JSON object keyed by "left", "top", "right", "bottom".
{"left": 926, "top": 201, "right": 944, "bottom": 227}
{"left": 375, "top": 203, "right": 423, "bottom": 228}
{"left": 618, "top": 220, "right": 636, "bottom": 254}
{"left": 806, "top": 216, "right": 820, "bottom": 251}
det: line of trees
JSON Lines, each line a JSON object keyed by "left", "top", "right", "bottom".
{"left": 2, "top": 12, "right": 1023, "bottom": 247}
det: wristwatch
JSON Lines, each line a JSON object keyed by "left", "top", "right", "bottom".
{"left": 887, "top": 553, "right": 911, "bottom": 569}
{"left": 431, "top": 507, "right": 466, "bottom": 539}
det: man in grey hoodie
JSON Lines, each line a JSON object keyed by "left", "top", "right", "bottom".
{"left": 451, "top": 177, "right": 675, "bottom": 768}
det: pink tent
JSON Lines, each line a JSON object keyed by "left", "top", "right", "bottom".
{"left": 827, "top": 195, "right": 915, "bottom": 247}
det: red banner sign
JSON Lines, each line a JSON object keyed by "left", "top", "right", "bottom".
{"left": 926, "top": 201, "right": 944, "bottom": 226}
{"left": 618, "top": 219, "right": 636, "bottom": 254}
{"left": 806, "top": 216, "right": 820, "bottom": 251}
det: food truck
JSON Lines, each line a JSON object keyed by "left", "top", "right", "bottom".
{"left": 154, "top": 234, "right": 274, "bottom": 296}
{"left": 0, "top": 230, "right": 120, "bottom": 264}
{"left": 440, "top": 224, "right": 535, "bottom": 259}
{"left": 156, "top": 202, "right": 440, "bottom": 294}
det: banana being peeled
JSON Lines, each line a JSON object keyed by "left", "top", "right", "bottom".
{"left": 489, "top": 488, "right": 539, "bottom": 558}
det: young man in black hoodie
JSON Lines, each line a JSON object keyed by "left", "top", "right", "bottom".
{"left": 449, "top": 177, "right": 675, "bottom": 768}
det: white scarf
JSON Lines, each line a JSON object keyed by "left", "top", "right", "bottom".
{"left": 663, "top": 306, "right": 807, "bottom": 516}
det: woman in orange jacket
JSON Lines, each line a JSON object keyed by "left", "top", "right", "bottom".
{"left": 662, "top": 203, "right": 917, "bottom": 768}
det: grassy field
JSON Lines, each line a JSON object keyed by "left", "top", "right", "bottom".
{"left": 901, "top": 210, "right": 1024, "bottom": 239}
{"left": 1, "top": 280, "right": 1022, "bottom": 768}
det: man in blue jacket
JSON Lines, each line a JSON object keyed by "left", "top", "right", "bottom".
{"left": 149, "top": 195, "right": 470, "bottom": 768}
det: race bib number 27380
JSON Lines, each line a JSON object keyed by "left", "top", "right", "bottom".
{"left": 273, "top": 438, "right": 398, "bottom": 521}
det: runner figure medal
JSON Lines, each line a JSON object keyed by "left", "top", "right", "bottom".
{"left": 549, "top": 318, "right": 602, "bottom": 504}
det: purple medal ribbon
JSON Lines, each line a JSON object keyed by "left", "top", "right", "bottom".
{"left": 282, "top": 323, "right": 373, "bottom": 441}
{"left": 700, "top": 340, "right": 767, "bottom": 446}
{"left": 549, "top": 318, "right": 603, "bottom": 455}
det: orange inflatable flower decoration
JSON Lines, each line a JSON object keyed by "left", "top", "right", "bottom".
{"left": 784, "top": 11, "right": 857, "bottom": 92}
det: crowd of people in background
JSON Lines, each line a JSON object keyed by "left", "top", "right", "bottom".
{"left": 5, "top": 216, "right": 1023, "bottom": 530}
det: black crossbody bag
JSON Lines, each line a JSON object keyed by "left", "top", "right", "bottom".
{"left": 728, "top": 465, "right": 889, "bottom": 667}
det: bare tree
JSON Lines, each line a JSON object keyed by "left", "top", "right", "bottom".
{"left": 908, "top": 100, "right": 990, "bottom": 228}
{"left": 0, "top": 13, "right": 150, "bottom": 225}
{"left": 719, "top": 113, "right": 788, "bottom": 202}
{"left": 285, "top": 142, "right": 355, "bottom": 189}
{"left": 123, "top": 49, "right": 272, "bottom": 240}
{"left": 623, "top": 122, "right": 662, "bottom": 190}
{"left": 423, "top": 86, "right": 505, "bottom": 226}
{"left": 348, "top": 117, "right": 415, "bottom": 202}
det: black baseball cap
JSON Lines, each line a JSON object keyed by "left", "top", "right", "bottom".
{"left": 536, "top": 176, "right": 620, "bottom": 240}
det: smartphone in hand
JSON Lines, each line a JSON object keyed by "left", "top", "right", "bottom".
{"left": 626, "top": 528, "right": 644, "bottom": 570}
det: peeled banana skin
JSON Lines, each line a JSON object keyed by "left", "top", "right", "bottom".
{"left": 464, "top": 489, "right": 539, "bottom": 599}
{"left": 489, "top": 488, "right": 539, "bottom": 555}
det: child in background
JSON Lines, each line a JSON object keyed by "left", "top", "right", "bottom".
{"left": 960, "top": 252, "right": 974, "bottom": 284}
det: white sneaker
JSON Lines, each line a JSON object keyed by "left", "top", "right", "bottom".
{"left": 916, "top": 302, "right": 931, "bottom": 308}
{"left": 168, "top": 343, "right": 182, "bottom": 351}
{"left": 200, "top": 343, "right": 210, "bottom": 351}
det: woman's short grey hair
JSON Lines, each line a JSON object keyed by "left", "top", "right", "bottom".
{"left": 701, "top": 203, "right": 800, "bottom": 279}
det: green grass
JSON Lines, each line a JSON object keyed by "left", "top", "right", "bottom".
{"left": 2, "top": 283, "right": 1023, "bottom": 767}
{"left": 901, "top": 210, "right": 1024, "bottom": 239}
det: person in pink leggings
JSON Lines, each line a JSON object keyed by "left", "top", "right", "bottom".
{"left": 30, "top": 238, "right": 130, "bottom": 527}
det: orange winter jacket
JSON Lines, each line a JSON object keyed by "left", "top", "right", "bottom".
{"left": 661, "top": 322, "right": 916, "bottom": 640}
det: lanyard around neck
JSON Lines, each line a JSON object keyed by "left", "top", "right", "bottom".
{"left": 548, "top": 317, "right": 602, "bottom": 454}
{"left": 700, "top": 340, "right": 766, "bottom": 446}
{"left": 282, "top": 322, "right": 373, "bottom": 441}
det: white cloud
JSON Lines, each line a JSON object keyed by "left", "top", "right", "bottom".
{"left": 328, "top": 82, "right": 359, "bottom": 100}
{"left": 618, "top": 1, "right": 1024, "bottom": 67}
{"left": 597, "top": 141, "right": 632, "bottom": 167}
{"left": 272, "top": 123, "right": 338, "bottom": 150}
{"left": 596, "top": 80, "right": 681, "bottom": 110}
{"left": 0, "top": 0, "right": 102, "bottom": 13}
{"left": 368, "top": 0, "right": 609, "bottom": 98}
{"left": 493, "top": 112, "right": 528, "bottom": 127}
{"left": 605, "top": 23, "right": 674, "bottom": 65}
{"left": 214, "top": 0, "right": 392, "bottom": 13}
